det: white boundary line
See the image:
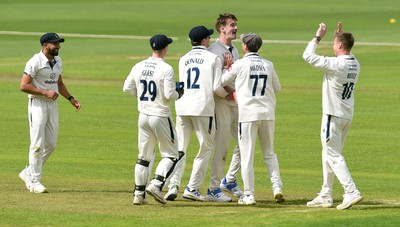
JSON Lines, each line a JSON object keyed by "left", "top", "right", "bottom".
{"left": 0, "top": 31, "right": 177, "bottom": 41}
{"left": 1, "top": 31, "right": 400, "bottom": 47}
{"left": 263, "top": 40, "right": 400, "bottom": 47}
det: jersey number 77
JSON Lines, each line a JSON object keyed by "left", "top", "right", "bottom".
{"left": 250, "top": 74, "right": 268, "bottom": 96}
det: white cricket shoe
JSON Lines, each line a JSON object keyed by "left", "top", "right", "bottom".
{"left": 273, "top": 188, "right": 285, "bottom": 204}
{"left": 220, "top": 177, "right": 244, "bottom": 198}
{"left": 164, "top": 185, "right": 178, "bottom": 201}
{"left": 30, "top": 182, "right": 48, "bottom": 193}
{"left": 206, "top": 188, "right": 232, "bottom": 202}
{"left": 307, "top": 194, "right": 333, "bottom": 208}
{"left": 182, "top": 186, "right": 207, "bottom": 201}
{"left": 145, "top": 183, "right": 167, "bottom": 204}
{"left": 336, "top": 193, "right": 363, "bottom": 210}
{"left": 19, "top": 166, "right": 32, "bottom": 191}
{"left": 133, "top": 194, "right": 148, "bottom": 205}
{"left": 238, "top": 194, "right": 256, "bottom": 205}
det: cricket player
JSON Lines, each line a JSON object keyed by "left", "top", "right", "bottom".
{"left": 165, "top": 26, "right": 229, "bottom": 202}
{"left": 207, "top": 13, "right": 244, "bottom": 202}
{"left": 303, "top": 22, "right": 363, "bottom": 210}
{"left": 221, "top": 33, "right": 284, "bottom": 205}
{"left": 123, "top": 34, "right": 184, "bottom": 205}
{"left": 19, "top": 32, "right": 81, "bottom": 193}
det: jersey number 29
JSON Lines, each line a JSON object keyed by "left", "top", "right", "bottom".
{"left": 139, "top": 79, "right": 157, "bottom": 101}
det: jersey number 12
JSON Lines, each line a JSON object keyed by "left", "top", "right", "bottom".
{"left": 186, "top": 67, "right": 200, "bottom": 89}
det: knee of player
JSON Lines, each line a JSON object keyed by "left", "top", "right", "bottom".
{"left": 30, "top": 146, "right": 41, "bottom": 154}
{"left": 263, "top": 152, "right": 277, "bottom": 159}
{"left": 136, "top": 159, "right": 150, "bottom": 167}
{"left": 326, "top": 149, "right": 342, "bottom": 159}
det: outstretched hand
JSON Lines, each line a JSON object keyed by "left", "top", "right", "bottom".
{"left": 315, "top": 23, "right": 327, "bottom": 38}
{"left": 334, "top": 22, "right": 343, "bottom": 37}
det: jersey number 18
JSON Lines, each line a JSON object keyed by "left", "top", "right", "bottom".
{"left": 342, "top": 82, "right": 354, "bottom": 100}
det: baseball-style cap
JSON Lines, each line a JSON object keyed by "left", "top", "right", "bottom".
{"left": 189, "top": 26, "right": 214, "bottom": 42}
{"left": 240, "top": 33, "right": 263, "bottom": 52}
{"left": 40, "top": 32, "right": 65, "bottom": 45}
{"left": 150, "top": 34, "right": 173, "bottom": 50}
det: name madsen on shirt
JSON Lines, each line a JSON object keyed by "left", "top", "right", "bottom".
{"left": 250, "top": 65, "right": 266, "bottom": 72}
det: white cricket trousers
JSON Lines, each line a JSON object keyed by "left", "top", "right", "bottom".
{"left": 239, "top": 120, "right": 283, "bottom": 196}
{"left": 135, "top": 113, "right": 179, "bottom": 191}
{"left": 210, "top": 100, "right": 241, "bottom": 190}
{"left": 171, "top": 115, "right": 215, "bottom": 191}
{"left": 28, "top": 98, "right": 58, "bottom": 183}
{"left": 320, "top": 114, "right": 359, "bottom": 196}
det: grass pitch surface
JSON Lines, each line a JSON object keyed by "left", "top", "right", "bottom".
{"left": 1, "top": 0, "right": 399, "bottom": 226}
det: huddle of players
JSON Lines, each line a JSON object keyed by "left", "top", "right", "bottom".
{"left": 123, "top": 13, "right": 363, "bottom": 210}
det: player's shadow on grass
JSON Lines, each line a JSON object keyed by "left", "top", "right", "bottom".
{"left": 155, "top": 199, "right": 306, "bottom": 208}
{"left": 55, "top": 189, "right": 132, "bottom": 194}
{"left": 158, "top": 199, "right": 400, "bottom": 210}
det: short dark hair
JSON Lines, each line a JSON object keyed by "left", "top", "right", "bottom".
{"left": 241, "top": 33, "right": 263, "bottom": 52}
{"left": 191, "top": 41, "right": 202, "bottom": 46}
{"left": 215, "top": 13, "right": 237, "bottom": 33}
{"left": 335, "top": 32, "right": 354, "bottom": 50}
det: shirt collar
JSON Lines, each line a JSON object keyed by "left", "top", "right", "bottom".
{"left": 149, "top": 56, "right": 164, "bottom": 62}
{"left": 244, "top": 52, "right": 259, "bottom": 57}
{"left": 192, "top": 46, "right": 207, "bottom": 50}
{"left": 39, "top": 51, "right": 49, "bottom": 64}
{"left": 216, "top": 38, "right": 234, "bottom": 51}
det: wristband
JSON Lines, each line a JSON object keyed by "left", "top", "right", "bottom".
{"left": 68, "top": 96, "right": 74, "bottom": 101}
{"left": 315, "top": 36, "right": 321, "bottom": 42}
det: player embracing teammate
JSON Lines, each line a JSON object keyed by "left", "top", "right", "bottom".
{"left": 121, "top": 15, "right": 362, "bottom": 210}
{"left": 221, "top": 33, "right": 284, "bottom": 205}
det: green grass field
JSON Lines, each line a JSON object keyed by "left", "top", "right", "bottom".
{"left": 1, "top": 0, "right": 399, "bottom": 226}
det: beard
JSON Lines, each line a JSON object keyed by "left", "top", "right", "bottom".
{"left": 47, "top": 47, "right": 59, "bottom": 57}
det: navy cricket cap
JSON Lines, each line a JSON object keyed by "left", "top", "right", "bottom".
{"left": 150, "top": 34, "right": 173, "bottom": 50}
{"left": 189, "top": 26, "right": 214, "bottom": 42}
{"left": 40, "top": 32, "right": 65, "bottom": 46}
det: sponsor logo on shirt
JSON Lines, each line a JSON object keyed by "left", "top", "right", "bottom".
{"left": 45, "top": 73, "right": 58, "bottom": 84}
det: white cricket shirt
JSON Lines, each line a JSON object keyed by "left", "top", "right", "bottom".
{"left": 209, "top": 39, "right": 239, "bottom": 106}
{"left": 123, "top": 57, "right": 179, "bottom": 117}
{"left": 24, "top": 51, "right": 62, "bottom": 101}
{"left": 221, "top": 53, "right": 281, "bottom": 122}
{"left": 175, "top": 46, "right": 228, "bottom": 117}
{"left": 303, "top": 42, "right": 360, "bottom": 120}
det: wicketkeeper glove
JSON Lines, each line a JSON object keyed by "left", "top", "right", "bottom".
{"left": 176, "top": 81, "right": 184, "bottom": 99}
